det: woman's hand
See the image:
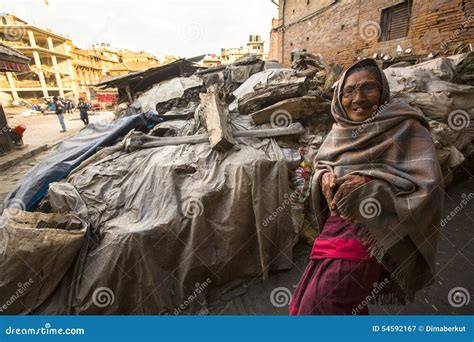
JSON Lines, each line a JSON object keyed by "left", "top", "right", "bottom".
{"left": 320, "top": 172, "right": 337, "bottom": 215}
{"left": 330, "top": 175, "right": 367, "bottom": 214}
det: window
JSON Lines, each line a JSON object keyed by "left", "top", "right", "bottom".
{"left": 380, "top": 0, "right": 412, "bottom": 41}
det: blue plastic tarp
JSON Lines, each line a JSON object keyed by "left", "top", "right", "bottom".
{"left": 5, "top": 111, "right": 162, "bottom": 211}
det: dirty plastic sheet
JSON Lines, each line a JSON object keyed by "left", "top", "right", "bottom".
{"left": 5, "top": 111, "right": 163, "bottom": 211}
{"left": 230, "top": 69, "right": 297, "bottom": 111}
{"left": 384, "top": 57, "right": 474, "bottom": 93}
{"left": 30, "top": 136, "right": 297, "bottom": 314}
{"left": 0, "top": 210, "right": 87, "bottom": 314}
{"left": 137, "top": 76, "right": 203, "bottom": 112}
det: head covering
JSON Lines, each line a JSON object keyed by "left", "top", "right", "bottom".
{"left": 310, "top": 59, "right": 444, "bottom": 304}
{"left": 332, "top": 59, "right": 389, "bottom": 124}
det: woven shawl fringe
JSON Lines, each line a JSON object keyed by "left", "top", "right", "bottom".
{"left": 357, "top": 224, "right": 415, "bottom": 305}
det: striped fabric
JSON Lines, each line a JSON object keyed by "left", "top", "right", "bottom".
{"left": 309, "top": 59, "right": 444, "bottom": 304}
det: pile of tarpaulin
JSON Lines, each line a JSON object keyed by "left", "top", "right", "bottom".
{"left": 1, "top": 52, "right": 472, "bottom": 314}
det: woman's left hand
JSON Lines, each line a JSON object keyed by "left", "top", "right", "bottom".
{"left": 330, "top": 175, "right": 367, "bottom": 214}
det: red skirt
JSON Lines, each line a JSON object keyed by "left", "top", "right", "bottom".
{"left": 289, "top": 258, "right": 383, "bottom": 315}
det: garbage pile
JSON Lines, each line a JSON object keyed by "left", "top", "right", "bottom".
{"left": 384, "top": 54, "right": 474, "bottom": 184}
{"left": 1, "top": 52, "right": 473, "bottom": 315}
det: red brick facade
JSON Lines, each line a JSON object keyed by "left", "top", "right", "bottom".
{"left": 269, "top": 0, "right": 474, "bottom": 67}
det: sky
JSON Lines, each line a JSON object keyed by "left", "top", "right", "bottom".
{"left": 1, "top": 0, "right": 278, "bottom": 60}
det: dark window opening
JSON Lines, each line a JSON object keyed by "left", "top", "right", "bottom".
{"left": 380, "top": 0, "right": 412, "bottom": 41}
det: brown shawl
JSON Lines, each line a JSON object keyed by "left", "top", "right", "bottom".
{"left": 310, "top": 59, "right": 444, "bottom": 304}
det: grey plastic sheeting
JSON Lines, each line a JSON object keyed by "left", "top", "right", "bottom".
{"left": 17, "top": 133, "right": 297, "bottom": 314}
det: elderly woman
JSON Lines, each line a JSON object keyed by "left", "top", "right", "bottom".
{"left": 290, "top": 59, "right": 444, "bottom": 315}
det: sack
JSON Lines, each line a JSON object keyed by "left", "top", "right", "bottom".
{"left": 0, "top": 209, "right": 87, "bottom": 314}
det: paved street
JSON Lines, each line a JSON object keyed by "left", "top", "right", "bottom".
{"left": 0, "top": 109, "right": 114, "bottom": 200}
{"left": 4, "top": 107, "right": 114, "bottom": 148}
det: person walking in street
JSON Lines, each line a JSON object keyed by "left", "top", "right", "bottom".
{"left": 77, "top": 97, "right": 90, "bottom": 126}
{"left": 53, "top": 96, "right": 67, "bottom": 132}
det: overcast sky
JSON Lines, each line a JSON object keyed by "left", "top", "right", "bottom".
{"left": 1, "top": 0, "right": 278, "bottom": 60}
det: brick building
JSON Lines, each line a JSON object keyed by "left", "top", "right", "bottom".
{"left": 270, "top": 0, "right": 474, "bottom": 67}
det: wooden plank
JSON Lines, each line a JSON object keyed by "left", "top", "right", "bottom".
{"left": 199, "top": 85, "right": 236, "bottom": 151}
{"left": 0, "top": 104, "right": 14, "bottom": 155}
{"left": 125, "top": 123, "right": 305, "bottom": 151}
{"left": 237, "top": 77, "right": 308, "bottom": 115}
{"left": 250, "top": 96, "right": 331, "bottom": 125}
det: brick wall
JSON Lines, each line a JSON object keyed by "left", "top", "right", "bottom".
{"left": 270, "top": 0, "right": 474, "bottom": 67}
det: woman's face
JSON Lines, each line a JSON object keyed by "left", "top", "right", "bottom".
{"left": 341, "top": 70, "right": 381, "bottom": 122}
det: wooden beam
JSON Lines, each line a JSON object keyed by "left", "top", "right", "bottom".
{"left": 125, "top": 123, "right": 305, "bottom": 151}
{"left": 199, "top": 85, "right": 236, "bottom": 151}
{"left": 237, "top": 77, "right": 307, "bottom": 115}
{"left": 125, "top": 85, "right": 133, "bottom": 104}
{"left": 250, "top": 96, "right": 331, "bottom": 125}
{"left": 0, "top": 105, "right": 14, "bottom": 155}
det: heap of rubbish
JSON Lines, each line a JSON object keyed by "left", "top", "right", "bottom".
{"left": 1, "top": 52, "right": 473, "bottom": 314}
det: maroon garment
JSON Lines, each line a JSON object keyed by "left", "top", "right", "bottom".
{"left": 290, "top": 174, "right": 383, "bottom": 315}
{"left": 289, "top": 258, "right": 382, "bottom": 315}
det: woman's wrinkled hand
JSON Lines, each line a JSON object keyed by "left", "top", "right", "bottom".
{"left": 330, "top": 175, "right": 367, "bottom": 214}
{"left": 320, "top": 172, "right": 337, "bottom": 215}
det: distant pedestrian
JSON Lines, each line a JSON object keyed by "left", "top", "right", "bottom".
{"left": 77, "top": 98, "right": 90, "bottom": 126}
{"left": 53, "top": 96, "right": 66, "bottom": 132}
{"left": 65, "top": 98, "right": 73, "bottom": 114}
